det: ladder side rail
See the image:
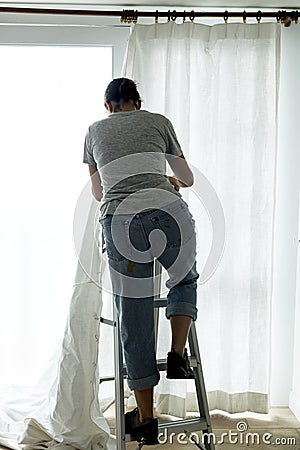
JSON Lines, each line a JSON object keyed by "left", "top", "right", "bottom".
{"left": 188, "top": 323, "right": 215, "bottom": 450}
{"left": 113, "top": 301, "right": 126, "bottom": 450}
{"left": 154, "top": 259, "right": 163, "bottom": 350}
{"left": 188, "top": 323, "right": 212, "bottom": 427}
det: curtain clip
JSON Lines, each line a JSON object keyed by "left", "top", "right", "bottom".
{"left": 171, "top": 10, "right": 177, "bottom": 22}
{"left": 167, "top": 10, "right": 171, "bottom": 22}
{"left": 155, "top": 10, "right": 159, "bottom": 24}
{"left": 224, "top": 10, "right": 229, "bottom": 23}
{"left": 190, "top": 10, "right": 195, "bottom": 22}
{"left": 243, "top": 10, "right": 247, "bottom": 24}
{"left": 183, "top": 10, "right": 186, "bottom": 23}
{"left": 256, "top": 10, "right": 262, "bottom": 23}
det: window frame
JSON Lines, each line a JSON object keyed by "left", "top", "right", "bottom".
{"left": 0, "top": 19, "right": 130, "bottom": 77}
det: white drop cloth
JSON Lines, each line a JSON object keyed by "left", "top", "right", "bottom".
{"left": 0, "top": 196, "right": 115, "bottom": 450}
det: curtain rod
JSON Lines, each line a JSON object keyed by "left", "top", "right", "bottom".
{"left": 0, "top": 7, "right": 298, "bottom": 27}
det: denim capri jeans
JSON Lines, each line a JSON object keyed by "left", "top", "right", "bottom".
{"left": 100, "top": 198, "right": 198, "bottom": 391}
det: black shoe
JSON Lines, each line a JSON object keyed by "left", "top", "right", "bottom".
{"left": 125, "top": 408, "right": 159, "bottom": 445}
{"left": 166, "top": 348, "right": 195, "bottom": 379}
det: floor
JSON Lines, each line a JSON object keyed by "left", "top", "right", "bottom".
{"left": 105, "top": 407, "right": 300, "bottom": 450}
{"left": 0, "top": 407, "right": 299, "bottom": 449}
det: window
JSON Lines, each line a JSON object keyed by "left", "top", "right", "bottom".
{"left": 0, "top": 24, "right": 129, "bottom": 386}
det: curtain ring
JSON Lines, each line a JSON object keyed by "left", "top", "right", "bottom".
{"left": 190, "top": 10, "right": 195, "bottom": 22}
{"left": 127, "top": 10, "right": 131, "bottom": 23}
{"left": 127, "top": 10, "right": 134, "bottom": 24}
{"left": 171, "top": 10, "right": 177, "bottom": 22}
{"left": 295, "top": 10, "right": 299, "bottom": 24}
{"left": 155, "top": 10, "right": 159, "bottom": 24}
{"left": 224, "top": 10, "right": 229, "bottom": 23}
{"left": 280, "top": 10, "right": 287, "bottom": 24}
{"left": 276, "top": 10, "right": 282, "bottom": 23}
{"left": 243, "top": 10, "right": 247, "bottom": 24}
{"left": 283, "top": 15, "right": 292, "bottom": 27}
{"left": 120, "top": 9, "right": 126, "bottom": 23}
{"left": 132, "top": 10, "right": 138, "bottom": 24}
{"left": 183, "top": 10, "right": 186, "bottom": 23}
{"left": 167, "top": 10, "right": 171, "bottom": 22}
{"left": 256, "top": 10, "right": 262, "bottom": 23}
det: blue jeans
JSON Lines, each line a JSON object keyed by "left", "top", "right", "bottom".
{"left": 100, "top": 198, "right": 198, "bottom": 391}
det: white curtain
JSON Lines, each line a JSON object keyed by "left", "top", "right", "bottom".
{"left": 123, "top": 21, "right": 281, "bottom": 414}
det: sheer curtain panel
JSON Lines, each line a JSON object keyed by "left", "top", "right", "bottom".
{"left": 123, "top": 22, "right": 281, "bottom": 414}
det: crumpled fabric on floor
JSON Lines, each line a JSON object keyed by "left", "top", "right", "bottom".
{"left": 0, "top": 196, "right": 115, "bottom": 450}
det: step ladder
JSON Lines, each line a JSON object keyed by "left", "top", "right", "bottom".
{"left": 100, "top": 259, "right": 215, "bottom": 450}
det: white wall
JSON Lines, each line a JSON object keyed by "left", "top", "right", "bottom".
{"left": 290, "top": 203, "right": 300, "bottom": 420}
{"left": 270, "top": 24, "right": 300, "bottom": 411}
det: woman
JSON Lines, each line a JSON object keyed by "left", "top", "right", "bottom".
{"left": 83, "top": 78, "right": 199, "bottom": 444}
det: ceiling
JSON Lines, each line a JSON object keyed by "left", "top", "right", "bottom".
{"left": 2, "top": 1, "right": 300, "bottom": 7}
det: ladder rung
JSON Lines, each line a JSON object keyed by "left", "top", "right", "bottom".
{"left": 100, "top": 370, "right": 127, "bottom": 383}
{"left": 154, "top": 298, "right": 167, "bottom": 307}
{"left": 100, "top": 317, "right": 116, "bottom": 327}
{"left": 99, "top": 375, "right": 115, "bottom": 383}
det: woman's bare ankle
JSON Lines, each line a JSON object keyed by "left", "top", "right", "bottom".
{"left": 134, "top": 387, "right": 154, "bottom": 423}
{"left": 171, "top": 346, "right": 184, "bottom": 357}
{"left": 138, "top": 408, "right": 154, "bottom": 423}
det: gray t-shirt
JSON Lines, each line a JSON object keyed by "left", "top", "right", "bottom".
{"left": 83, "top": 109, "right": 183, "bottom": 218}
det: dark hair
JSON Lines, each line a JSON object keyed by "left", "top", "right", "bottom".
{"left": 104, "top": 77, "right": 141, "bottom": 107}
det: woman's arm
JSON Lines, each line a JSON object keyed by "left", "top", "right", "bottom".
{"left": 88, "top": 164, "right": 103, "bottom": 201}
{"left": 167, "top": 154, "right": 194, "bottom": 189}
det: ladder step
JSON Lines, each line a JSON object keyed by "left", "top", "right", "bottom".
{"left": 100, "top": 357, "right": 199, "bottom": 382}
{"left": 158, "top": 417, "right": 209, "bottom": 435}
{"left": 157, "top": 356, "right": 198, "bottom": 371}
{"left": 125, "top": 417, "right": 209, "bottom": 442}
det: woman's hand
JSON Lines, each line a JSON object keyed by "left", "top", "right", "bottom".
{"left": 168, "top": 176, "right": 181, "bottom": 192}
